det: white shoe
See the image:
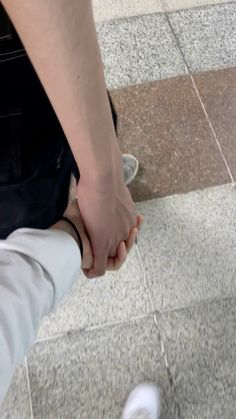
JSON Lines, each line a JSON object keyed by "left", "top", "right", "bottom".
{"left": 121, "top": 383, "right": 161, "bottom": 419}
{"left": 123, "top": 154, "right": 139, "bottom": 186}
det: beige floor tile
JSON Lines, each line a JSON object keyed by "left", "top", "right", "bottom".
{"left": 38, "top": 247, "right": 151, "bottom": 339}
{"left": 92, "top": 0, "right": 163, "bottom": 22}
{"left": 163, "top": 0, "right": 230, "bottom": 11}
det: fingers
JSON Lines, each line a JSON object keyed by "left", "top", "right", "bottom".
{"left": 135, "top": 214, "right": 144, "bottom": 245}
{"left": 83, "top": 214, "right": 144, "bottom": 278}
{"left": 137, "top": 214, "right": 144, "bottom": 230}
{"left": 83, "top": 244, "right": 108, "bottom": 279}
{"left": 107, "top": 227, "right": 138, "bottom": 272}
{"left": 125, "top": 227, "right": 138, "bottom": 253}
{"left": 107, "top": 241, "right": 127, "bottom": 271}
{"left": 84, "top": 242, "right": 127, "bottom": 276}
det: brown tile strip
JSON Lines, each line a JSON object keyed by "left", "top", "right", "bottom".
{"left": 110, "top": 75, "right": 231, "bottom": 201}
{"left": 193, "top": 67, "right": 236, "bottom": 180}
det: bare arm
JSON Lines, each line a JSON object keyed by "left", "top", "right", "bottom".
{"left": 2, "top": 0, "right": 138, "bottom": 277}
{"left": 2, "top": 0, "right": 120, "bottom": 183}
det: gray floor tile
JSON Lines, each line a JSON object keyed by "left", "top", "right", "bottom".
{"left": 92, "top": 0, "right": 163, "bottom": 22}
{"left": 136, "top": 185, "right": 236, "bottom": 311}
{"left": 158, "top": 297, "right": 236, "bottom": 418}
{"left": 97, "top": 14, "right": 187, "bottom": 88}
{"left": 38, "top": 247, "right": 151, "bottom": 339}
{"left": 0, "top": 363, "right": 31, "bottom": 419}
{"left": 28, "top": 317, "right": 178, "bottom": 419}
{"left": 168, "top": 3, "right": 236, "bottom": 73}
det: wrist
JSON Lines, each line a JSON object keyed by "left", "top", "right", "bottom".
{"left": 79, "top": 146, "right": 124, "bottom": 191}
{"left": 51, "top": 220, "right": 78, "bottom": 244}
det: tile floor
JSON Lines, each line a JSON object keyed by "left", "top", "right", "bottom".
{"left": 1, "top": 1, "right": 236, "bottom": 418}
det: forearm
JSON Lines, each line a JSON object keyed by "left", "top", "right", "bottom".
{"left": 2, "top": 0, "right": 122, "bottom": 184}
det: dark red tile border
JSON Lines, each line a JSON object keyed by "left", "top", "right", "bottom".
{"left": 193, "top": 67, "right": 236, "bottom": 180}
{"left": 110, "top": 75, "right": 231, "bottom": 201}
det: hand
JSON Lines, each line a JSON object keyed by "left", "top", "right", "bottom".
{"left": 77, "top": 175, "right": 143, "bottom": 278}
{"left": 83, "top": 214, "right": 143, "bottom": 278}
{"left": 52, "top": 200, "right": 143, "bottom": 278}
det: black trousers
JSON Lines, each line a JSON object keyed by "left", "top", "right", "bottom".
{"left": 0, "top": 6, "right": 117, "bottom": 239}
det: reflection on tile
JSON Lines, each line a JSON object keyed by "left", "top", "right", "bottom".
{"left": 136, "top": 184, "right": 236, "bottom": 311}
{"left": 97, "top": 14, "right": 187, "bottom": 88}
{"left": 93, "top": 0, "right": 163, "bottom": 22}
{"left": 163, "top": 0, "right": 230, "bottom": 11}
{"left": 158, "top": 297, "right": 236, "bottom": 418}
{"left": 111, "top": 76, "right": 230, "bottom": 201}
{"left": 29, "top": 317, "right": 178, "bottom": 418}
{"left": 38, "top": 247, "right": 151, "bottom": 339}
{"left": 194, "top": 67, "right": 236, "bottom": 180}
{"left": 169, "top": 3, "right": 236, "bottom": 72}
{"left": 0, "top": 363, "right": 31, "bottom": 419}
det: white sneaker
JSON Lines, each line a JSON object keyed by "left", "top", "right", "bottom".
{"left": 123, "top": 154, "right": 139, "bottom": 186}
{"left": 121, "top": 383, "right": 161, "bottom": 419}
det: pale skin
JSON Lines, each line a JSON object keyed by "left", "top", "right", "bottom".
{"left": 2, "top": 0, "right": 142, "bottom": 277}
{"left": 52, "top": 199, "right": 144, "bottom": 273}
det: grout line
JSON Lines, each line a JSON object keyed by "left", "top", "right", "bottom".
{"left": 135, "top": 244, "right": 181, "bottom": 416}
{"left": 190, "top": 75, "right": 234, "bottom": 183}
{"left": 154, "top": 313, "right": 182, "bottom": 419}
{"left": 35, "top": 331, "right": 68, "bottom": 344}
{"left": 164, "top": 12, "right": 235, "bottom": 184}
{"left": 35, "top": 292, "right": 236, "bottom": 344}
{"left": 85, "top": 313, "right": 152, "bottom": 332}
{"left": 35, "top": 314, "right": 154, "bottom": 344}
{"left": 24, "top": 358, "right": 34, "bottom": 419}
{"left": 159, "top": 294, "right": 236, "bottom": 315}
{"left": 135, "top": 244, "right": 156, "bottom": 313}
{"left": 163, "top": 11, "right": 191, "bottom": 73}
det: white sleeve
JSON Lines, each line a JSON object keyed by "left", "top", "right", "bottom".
{"left": 0, "top": 228, "right": 81, "bottom": 403}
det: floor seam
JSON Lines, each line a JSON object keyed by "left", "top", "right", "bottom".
{"left": 154, "top": 313, "right": 182, "bottom": 419}
{"left": 24, "top": 358, "right": 34, "bottom": 419}
{"left": 135, "top": 245, "right": 182, "bottom": 418}
{"left": 164, "top": 11, "right": 235, "bottom": 184}
{"left": 155, "top": 293, "right": 236, "bottom": 315}
{"left": 35, "top": 332, "right": 68, "bottom": 344}
{"left": 190, "top": 74, "right": 234, "bottom": 183}
{"left": 85, "top": 313, "right": 153, "bottom": 332}
{"left": 35, "top": 293, "right": 236, "bottom": 344}
{"left": 35, "top": 313, "right": 154, "bottom": 344}
{"left": 135, "top": 244, "right": 156, "bottom": 313}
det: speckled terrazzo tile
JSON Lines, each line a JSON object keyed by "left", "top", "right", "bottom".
{"left": 136, "top": 184, "right": 236, "bottom": 311}
{"left": 110, "top": 77, "right": 230, "bottom": 201}
{"left": 168, "top": 3, "right": 236, "bottom": 72}
{"left": 163, "top": 0, "right": 231, "bottom": 11}
{"left": 0, "top": 363, "right": 31, "bottom": 419}
{"left": 158, "top": 297, "right": 236, "bottom": 418}
{"left": 97, "top": 14, "right": 188, "bottom": 89}
{"left": 38, "top": 247, "right": 151, "bottom": 339}
{"left": 28, "top": 317, "right": 178, "bottom": 419}
{"left": 92, "top": 0, "right": 163, "bottom": 22}
{"left": 194, "top": 67, "right": 236, "bottom": 180}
